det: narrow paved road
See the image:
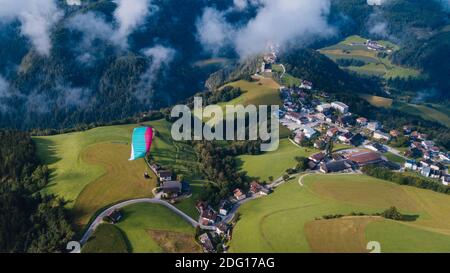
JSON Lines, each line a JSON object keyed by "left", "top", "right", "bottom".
{"left": 80, "top": 198, "right": 215, "bottom": 245}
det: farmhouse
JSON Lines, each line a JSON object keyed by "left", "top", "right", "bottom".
{"left": 233, "top": 188, "right": 246, "bottom": 201}
{"left": 201, "top": 209, "right": 218, "bottom": 225}
{"left": 300, "top": 80, "right": 313, "bottom": 90}
{"left": 320, "top": 160, "right": 352, "bottom": 173}
{"left": 219, "top": 201, "right": 232, "bottom": 216}
{"left": 309, "top": 152, "right": 326, "bottom": 163}
{"left": 250, "top": 181, "right": 270, "bottom": 195}
{"left": 345, "top": 150, "right": 383, "bottom": 166}
{"left": 158, "top": 170, "right": 173, "bottom": 181}
{"left": 161, "top": 181, "right": 182, "bottom": 197}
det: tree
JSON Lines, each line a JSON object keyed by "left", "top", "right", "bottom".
{"left": 268, "top": 176, "right": 274, "bottom": 183}
{"left": 381, "top": 207, "right": 404, "bottom": 221}
{"left": 282, "top": 174, "right": 290, "bottom": 181}
{"left": 325, "top": 138, "right": 334, "bottom": 156}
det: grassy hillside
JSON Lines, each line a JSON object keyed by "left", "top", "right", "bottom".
{"left": 359, "top": 95, "right": 450, "bottom": 128}
{"left": 319, "top": 35, "right": 420, "bottom": 79}
{"left": 229, "top": 174, "right": 450, "bottom": 253}
{"left": 237, "top": 139, "right": 318, "bottom": 182}
{"left": 115, "top": 203, "right": 201, "bottom": 253}
{"left": 34, "top": 119, "right": 202, "bottom": 228}
{"left": 82, "top": 224, "right": 129, "bottom": 253}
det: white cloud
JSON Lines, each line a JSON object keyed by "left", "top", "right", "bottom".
{"left": 196, "top": 8, "right": 234, "bottom": 55}
{"left": 112, "top": 0, "right": 153, "bottom": 48}
{"left": 136, "top": 45, "right": 176, "bottom": 102}
{"left": 0, "top": 0, "right": 63, "bottom": 56}
{"left": 197, "top": 0, "right": 334, "bottom": 58}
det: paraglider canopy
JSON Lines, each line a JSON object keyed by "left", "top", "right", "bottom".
{"left": 129, "top": 127, "right": 154, "bottom": 161}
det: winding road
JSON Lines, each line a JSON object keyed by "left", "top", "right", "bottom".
{"left": 80, "top": 198, "right": 215, "bottom": 245}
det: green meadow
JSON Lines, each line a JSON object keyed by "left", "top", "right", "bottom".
{"left": 229, "top": 174, "right": 450, "bottom": 253}
{"left": 34, "top": 119, "right": 202, "bottom": 228}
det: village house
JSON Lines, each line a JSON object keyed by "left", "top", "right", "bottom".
{"left": 285, "top": 111, "right": 302, "bottom": 124}
{"left": 215, "top": 223, "right": 231, "bottom": 238}
{"left": 336, "top": 115, "right": 354, "bottom": 127}
{"left": 314, "top": 139, "right": 327, "bottom": 149}
{"left": 331, "top": 101, "right": 349, "bottom": 114}
{"left": 300, "top": 80, "right": 313, "bottom": 90}
{"left": 233, "top": 188, "right": 246, "bottom": 201}
{"left": 315, "top": 112, "right": 327, "bottom": 121}
{"left": 356, "top": 117, "right": 368, "bottom": 126}
{"left": 302, "top": 127, "right": 317, "bottom": 139}
{"left": 219, "top": 201, "right": 232, "bottom": 216}
{"left": 309, "top": 152, "right": 326, "bottom": 163}
{"left": 201, "top": 209, "right": 218, "bottom": 225}
{"left": 350, "top": 133, "right": 365, "bottom": 146}
{"left": 366, "top": 40, "right": 385, "bottom": 51}
{"left": 294, "top": 131, "right": 305, "bottom": 144}
{"left": 403, "top": 125, "right": 412, "bottom": 134}
{"left": 327, "top": 127, "right": 340, "bottom": 137}
{"left": 421, "top": 140, "right": 435, "bottom": 150}
{"left": 404, "top": 160, "right": 418, "bottom": 170}
{"left": 198, "top": 233, "right": 215, "bottom": 252}
{"left": 345, "top": 150, "right": 383, "bottom": 166}
{"left": 442, "top": 175, "right": 450, "bottom": 186}
{"left": 367, "top": 122, "right": 381, "bottom": 131}
{"left": 390, "top": 130, "right": 400, "bottom": 138}
{"left": 158, "top": 170, "right": 173, "bottom": 181}
{"left": 161, "top": 180, "right": 182, "bottom": 198}
{"left": 338, "top": 132, "right": 354, "bottom": 143}
{"left": 316, "top": 103, "right": 332, "bottom": 113}
{"left": 439, "top": 153, "right": 450, "bottom": 162}
{"left": 367, "top": 142, "right": 386, "bottom": 153}
{"left": 249, "top": 181, "right": 270, "bottom": 196}
{"left": 320, "top": 160, "right": 352, "bottom": 173}
{"left": 373, "top": 130, "right": 391, "bottom": 141}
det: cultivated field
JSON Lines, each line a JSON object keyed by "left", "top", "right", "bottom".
{"left": 229, "top": 174, "right": 450, "bottom": 253}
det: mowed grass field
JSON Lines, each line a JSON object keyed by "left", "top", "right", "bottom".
{"left": 237, "top": 139, "right": 319, "bottom": 182}
{"left": 34, "top": 119, "right": 202, "bottom": 228}
{"left": 229, "top": 174, "right": 450, "bottom": 253}
{"left": 114, "top": 203, "right": 201, "bottom": 253}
